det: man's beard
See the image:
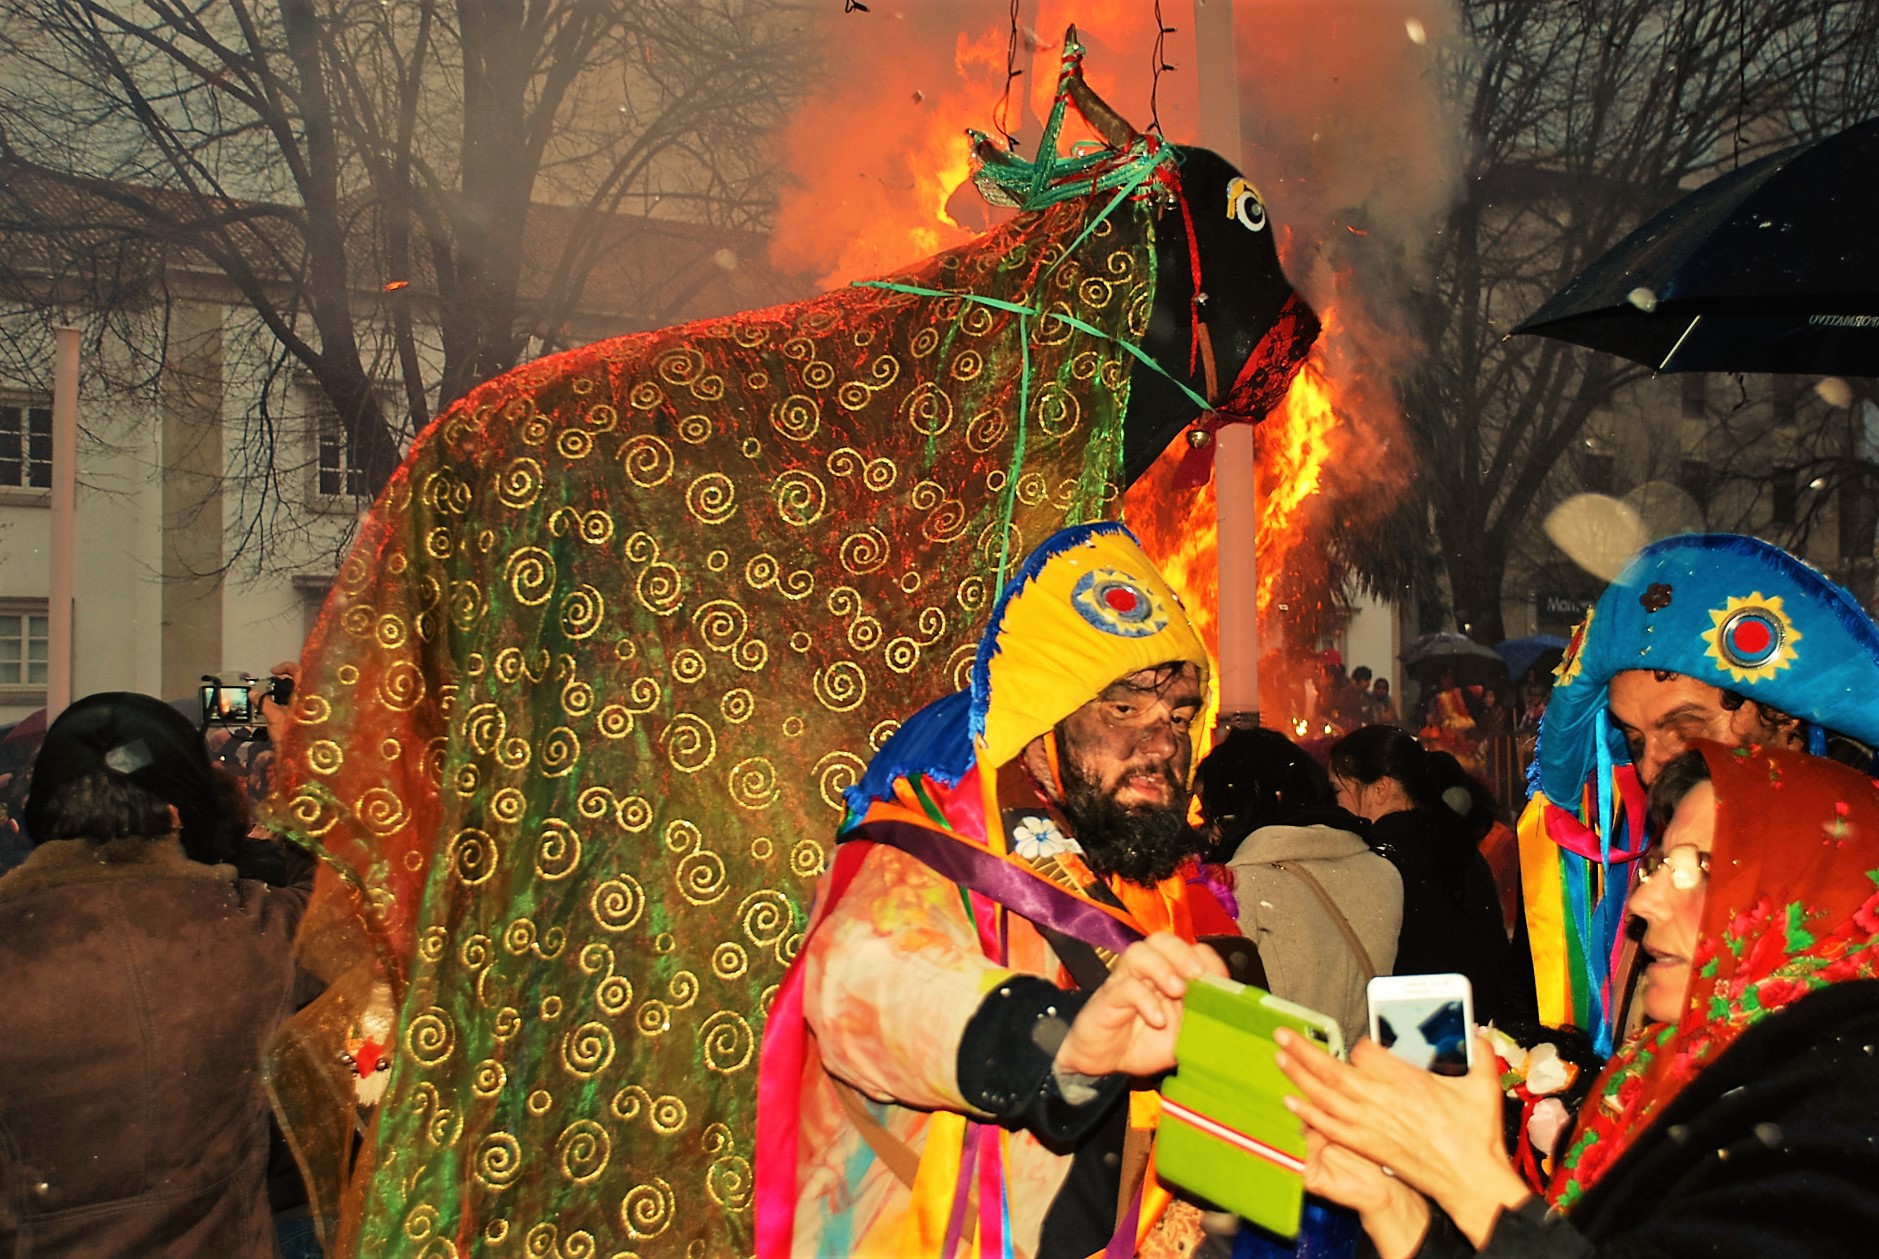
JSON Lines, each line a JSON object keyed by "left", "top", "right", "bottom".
{"left": 1057, "top": 753, "right": 1199, "bottom": 886}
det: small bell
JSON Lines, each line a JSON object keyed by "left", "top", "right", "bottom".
{"left": 1186, "top": 428, "right": 1212, "bottom": 450}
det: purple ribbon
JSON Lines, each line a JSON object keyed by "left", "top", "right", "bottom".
{"left": 844, "top": 819, "right": 1145, "bottom": 956}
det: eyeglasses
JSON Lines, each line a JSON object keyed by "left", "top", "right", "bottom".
{"left": 1635, "top": 844, "right": 1711, "bottom": 890}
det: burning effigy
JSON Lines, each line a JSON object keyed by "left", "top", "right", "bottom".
{"left": 266, "top": 32, "right": 1315, "bottom": 1256}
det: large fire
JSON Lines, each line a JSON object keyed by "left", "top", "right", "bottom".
{"left": 770, "top": 3, "right": 1191, "bottom": 286}
{"left": 770, "top": 2, "right": 1441, "bottom": 733}
{"left": 1119, "top": 315, "right": 1344, "bottom": 728}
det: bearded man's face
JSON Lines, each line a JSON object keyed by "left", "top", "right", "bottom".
{"left": 1052, "top": 662, "right": 1203, "bottom": 885}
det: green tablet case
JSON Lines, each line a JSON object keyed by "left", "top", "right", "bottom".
{"left": 1156, "top": 975, "right": 1345, "bottom": 1239}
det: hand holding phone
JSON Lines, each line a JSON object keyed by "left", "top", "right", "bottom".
{"left": 1367, "top": 973, "right": 1474, "bottom": 1076}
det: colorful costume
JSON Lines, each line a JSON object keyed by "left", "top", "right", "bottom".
{"left": 1519, "top": 533, "right": 1879, "bottom": 1049}
{"left": 1418, "top": 685, "right": 1483, "bottom": 775}
{"left": 264, "top": 43, "right": 1313, "bottom": 1257}
{"left": 756, "top": 523, "right": 1226, "bottom": 1258}
{"left": 1414, "top": 744, "right": 1879, "bottom": 1255}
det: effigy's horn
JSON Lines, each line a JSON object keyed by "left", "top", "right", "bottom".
{"left": 1062, "top": 25, "right": 1138, "bottom": 149}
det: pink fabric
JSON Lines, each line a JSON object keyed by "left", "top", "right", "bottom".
{"left": 754, "top": 841, "right": 875, "bottom": 1259}
{"left": 1545, "top": 765, "right": 1651, "bottom": 864}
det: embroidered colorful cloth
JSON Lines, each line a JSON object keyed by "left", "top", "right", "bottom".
{"left": 1520, "top": 533, "right": 1879, "bottom": 1046}
{"left": 1547, "top": 742, "right": 1879, "bottom": 1209}
{"left": 264, "top": 155, "right": 1179, "bottom": 1258}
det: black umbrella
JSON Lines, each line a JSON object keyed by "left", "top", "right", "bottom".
{"left": 1512, "top": 117, "right": 1879, "bottom": 375}
{"left": 1401, "top": 633, "right": 1511, "bottom": 694}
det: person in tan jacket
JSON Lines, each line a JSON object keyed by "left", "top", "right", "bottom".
{"left": 1198, "top": 728, "right": 1402, "bottom": 1043}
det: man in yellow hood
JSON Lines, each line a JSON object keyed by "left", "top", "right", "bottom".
{"left": 756, "top": 522, "right": 1234, "bottom": 1258}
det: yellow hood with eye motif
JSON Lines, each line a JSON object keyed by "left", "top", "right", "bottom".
{"left": 970, "top": 522, "right": 1212, "bottom": 774}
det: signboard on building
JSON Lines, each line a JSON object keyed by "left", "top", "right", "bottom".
{"left": 1537, "top": 591, "right": 1590, "bottom": 623}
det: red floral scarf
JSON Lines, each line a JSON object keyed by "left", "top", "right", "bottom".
{"left": 1548, "top": 742, "right": 1879, "bottom": 1210}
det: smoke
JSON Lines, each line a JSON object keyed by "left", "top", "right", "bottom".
{"left": 766, "top": 2, "right": 1469, "bottom": 718}
{"left": 770, "top": 2, "right": 1463, "bottom": 305}
{"left": 768, "top": 1, "right": 1199, "bottom": 287}
{"left": 1232, "top": 1, "right": 1463, "bottom": 320}
{"left": 1224, "top": 0, "right": 1468, "bottom": 628}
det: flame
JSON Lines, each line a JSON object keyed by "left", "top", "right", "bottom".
{"left": 771, "top": 3, "right": 1435, "bottom": 735}
{"left": 1255, "top": 346, "right": 1338, "bottom": 612}
{"left": 769, "top": 5, "right": 1185, "bottom": 288}
{"left": 1121, "top": 310, "right": 1345, "bottom": 725}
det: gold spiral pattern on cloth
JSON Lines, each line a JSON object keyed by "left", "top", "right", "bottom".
{"left": 686, "top": 473, "right": 737, "bottom": 525}
{"left": 272, "top": 193, "right": 1153, "bottom": 1254}
{"left": 475, "top": 1133, "right": 523, "bottom": 1189}
{"left": 726, "top": 756, "right": 777, "bottom": 809}
{"left": 620, "top": 1178, "right": 675, "bottom": 1239}
{"left": 555, "top": 1120, "right": 611, "bottom": 1185}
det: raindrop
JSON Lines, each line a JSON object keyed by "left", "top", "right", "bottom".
{"left": 1667, "top": 1124, "right": 1691, "bottom": 1144}
{"left": 1753, "top": 1122, "right": 1783, "bottom": 1148}
{"left": 1626, "top": 286, "right": 1658, "bottom": 312}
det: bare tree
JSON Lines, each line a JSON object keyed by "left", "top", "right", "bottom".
{"left": 1682, "top": 374, "right": 1879, "bottom": 606}
{"left": 1392, "top": 0, "right": 1879, "bottom": 642}
{"left": 0, "top": 0, "right": 808, "bottom": 518}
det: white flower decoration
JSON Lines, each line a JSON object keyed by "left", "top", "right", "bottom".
{"left": 1524, "top": 1042, "right": 1572, "bottom": 1096}
{"left": 1012, "top": 815, "right": 1081, "bottom": 861}
{"left": 1527, "top": 1097, "right": 1570, "bottom": 1153}
{"left": 1483, "top": 1025, "right": 1524, "bottom": 1066}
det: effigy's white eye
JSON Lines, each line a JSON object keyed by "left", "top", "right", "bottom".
{"left": 1225, "top": 177, "right": 1267, "bottom": 233}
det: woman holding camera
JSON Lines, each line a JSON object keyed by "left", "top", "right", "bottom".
{"left": 1275, "top": 742, "right": 1879, "bottom": 1257}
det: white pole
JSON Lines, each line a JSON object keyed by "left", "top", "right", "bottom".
{"left": 1192, "top": 0, "right": 1260, "bottom": 722}
{"left": 48, "top": 325, "right": 78, "bottom": 721}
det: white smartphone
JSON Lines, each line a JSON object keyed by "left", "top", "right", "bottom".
{"left": 1366, "top": 973, "right": 1475, "bottom": 1076}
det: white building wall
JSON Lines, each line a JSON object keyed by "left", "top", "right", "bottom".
{"left": 0, "top": 327, "right": 171, "bottom": 722}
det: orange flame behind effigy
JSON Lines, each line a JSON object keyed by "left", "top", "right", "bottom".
{"left": 1121, "top": 303, "right": 1344, "bottom": 720}
{"left": 770, "top": 4, "right": 1425, "bottom": 735}
{"left": 769, "top": 5, "right": 1178, "bottom": 287}
{"left": 1255, "top": 347, "right": 1338, "bottom": 613}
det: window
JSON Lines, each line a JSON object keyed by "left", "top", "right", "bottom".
{"left": 1679, "top": 459, "right": 1711, "bottom": 512}
{"left": 0, "top": 401, "right": 52, "bottom": 489}
{"left": 0, "top": 604, "right": 49, "bottom": 688}
{"left": 295, "top": 574, "right": 333, "bottom": 642}
{"left": 318, "top": 413, "right": 368, "bottom": 498}
{"left": 1680, "top": 374, "right": 1706, "bottom": 419}
{"left": 1771, "top": 466, "right": 1798, "bottom": 525}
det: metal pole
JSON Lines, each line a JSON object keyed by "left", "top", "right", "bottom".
{"left": 48, "top": 325, "right": 78, "bottom": 721}
{"left": 1192, "top": 0, "right": 1260, "bottom": 723}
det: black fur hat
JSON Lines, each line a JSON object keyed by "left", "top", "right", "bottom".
{"left": 23, "top": 692, "right": 222, "bottom": 862}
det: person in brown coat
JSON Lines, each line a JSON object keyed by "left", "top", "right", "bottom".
{"left": 0, "top": 692, "right": 310, "bottom": 1256}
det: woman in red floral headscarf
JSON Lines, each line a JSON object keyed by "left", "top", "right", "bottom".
{"left": 1272, "top": 741, "right": 1879, "bottom": 1257}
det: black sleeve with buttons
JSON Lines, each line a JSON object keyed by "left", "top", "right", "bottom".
{"left": 955, "top": 973, "right": 1128, "bottom": 1140}
{"left": 955, "top": 974, "right": 1135, "bottom": 1259}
